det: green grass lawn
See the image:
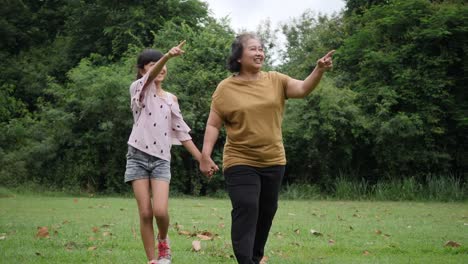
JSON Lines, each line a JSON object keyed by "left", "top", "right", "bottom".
{"left": 0, "top": 192, "right": 466, "bottom": 263}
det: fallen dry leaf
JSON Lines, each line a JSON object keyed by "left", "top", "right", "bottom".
{"left": 271, "top": 249, "right": 288, "bottom": 258}
{"left": 178, "top": 230, "right": 192, "bottom": 236}
{"left": 174, "top": 223, "right": 184, "bottom": 231}
{"left": 328, "top": 239, "right": 336, "bottom": 245}
{"left": 260, "top": 255, "right": 269, "bottom": 264}
{"left": 102, "top": 231, "right": 112, "bottom": 237}
{"left": 444, "top": 241, "right": 461, "bottom": 248}
{"left": 200, "top": 231, "right": 214, "bottom": 236}
{"left": 92, "top": 227, "right": 99, "bottom": 233}
{"left": 88, "top": 246, "right": 98, "bottom": 251}
{"left": 375, "top": 230, "right": 382, "bottom": 235}
{"left": 310, "top": 229, "right": 323, "bottom": 236}
{"left": 192, "top": 240, "right": 202, "bottom": 251}
{"left": 275, "top": 232, "right": 284, "bottom": 239}
{"left": 363, "top": 250, "right": 370, "bottom": 255}
{"left": 65, "top": 241, "right": 77, "bottom": 251}
{"left": 218, "top": 223, "right": 225, "bottom": 229}
{"left": 36, "top": 226, "right": 49, "bottom": 238}
{"left": 294, "top": 229, "right": 300, "bottom": 234}
{"left": 196, "top": 234, "right": 212, "bottom": 241}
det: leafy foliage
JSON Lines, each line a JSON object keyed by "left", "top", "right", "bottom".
{"left": 337, "top": 0, "right": 467, "bottom": 178}
{"left": 0, "top": 0, "right": 466, "bottom": 197}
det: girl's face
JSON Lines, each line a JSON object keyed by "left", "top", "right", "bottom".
{"left": 142, "top": 62, "right": 167, "bottom": 83}
{"left": 239, "top": 38, "right": 264, "bottom": 72}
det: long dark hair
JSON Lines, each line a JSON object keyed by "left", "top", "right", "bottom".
{"left": 136, "top": 49, "right": 164, "bottom": 79}
{"left": 226, "top": 32, "right": 264, "bottom": 73}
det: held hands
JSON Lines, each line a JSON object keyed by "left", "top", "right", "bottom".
{"left": 316, "top": 50, "right": 335, "bottom": 71}
{"left": 167, "top": 40, "right": 186, "bottom": 58}
{"left": 200, "top": 155, "right": 219, "bottom": 180}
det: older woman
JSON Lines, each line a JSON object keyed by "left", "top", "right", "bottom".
{"left": 200, "top": 32, "right": 334, "bottom": 264}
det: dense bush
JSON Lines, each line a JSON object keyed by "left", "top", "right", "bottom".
{"left": 0, "top": 0, "right": 466, "bottom": 200}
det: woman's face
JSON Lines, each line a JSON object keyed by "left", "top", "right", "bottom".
{"left": 239, "top": 38, "right": 264, "bottom": 72}
{"left": 143, "top": 62, "right": 167, "bottom": 83}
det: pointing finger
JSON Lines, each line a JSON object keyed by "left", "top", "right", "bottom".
{"left": 325, "top": 50, "right": 336, "bottom": 58}
{"left": 177, "top": 40, "right": 186, "bottom": 49}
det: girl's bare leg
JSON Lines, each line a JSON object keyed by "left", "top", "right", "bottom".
{"left": 133, "top": 179, "right": 156, "bottom": 261}
{"left": 150, "top": 179, "right": 170, "bottom": 239}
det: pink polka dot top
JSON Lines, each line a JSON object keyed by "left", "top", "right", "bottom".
{"left": 127, "top": 72, "right": 192, "bottom": 161}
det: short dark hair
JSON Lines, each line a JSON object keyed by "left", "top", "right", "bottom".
{"left": 136, "top": 49, "right": 164, "bottom": 79}
{"left": 226, "top": 32, "right": 264, "bottom": 73}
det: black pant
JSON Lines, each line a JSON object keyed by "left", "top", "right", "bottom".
{"left": 224, "top": 165, "right": 285, "bottom": 264}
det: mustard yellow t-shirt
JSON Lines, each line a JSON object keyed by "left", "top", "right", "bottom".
{"left": 211, "top": 71, "right": 291, "bottom": 170}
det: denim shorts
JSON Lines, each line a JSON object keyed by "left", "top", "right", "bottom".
{"left": 124, "top": 145, "right": 171, "bottom": 184}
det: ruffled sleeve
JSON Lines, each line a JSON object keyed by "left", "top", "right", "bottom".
{"left": 169, "top": 96, "right": 192, "bottom": 145}
{"left": 130, "top": 73, "right": 152, "bottom": 111}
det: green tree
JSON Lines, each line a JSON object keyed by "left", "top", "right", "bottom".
{"left": 0, "top": 0, "right": 210, "bottom": 111}
{"left": 283, "top": 81, "right": 368, "bottom": 188}
{"left": 338, "top": 0, "right": 467, "bottom": 179}
{"left": 63, "top": 0, "right": 209, "bottom": 63}
{"left": 279, "top": 11, "right": 369, "bottom": 185}
{"left": 344, "top": 0, "right": 390, "bottom": 16}
{"left": 0, "top": 18, "right": 234, "bottom": 193}
{"left": 280, "top": 11, "right": 345, "bottom": 79}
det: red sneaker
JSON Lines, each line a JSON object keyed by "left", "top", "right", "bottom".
{"left": 157, "top": 236, "right": 172, "bottom": 264}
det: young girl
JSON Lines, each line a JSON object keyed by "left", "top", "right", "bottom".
{"left": 125, "top": 41, "right": 216, "bottom": 264}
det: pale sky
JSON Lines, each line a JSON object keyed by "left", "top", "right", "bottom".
{"left": 202, "top": 0, "right": 345, "bottom": 32}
